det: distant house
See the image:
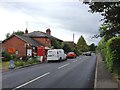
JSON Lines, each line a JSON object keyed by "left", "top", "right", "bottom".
{"left": 64, "top": 41, "right": 76, "bottom": 49}
{"left": 2, "top": 28, "right": 63, "bottom": 57}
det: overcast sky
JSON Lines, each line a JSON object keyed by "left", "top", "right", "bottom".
{"left": 0, "top": 0, "right": 102, "bottom": 45}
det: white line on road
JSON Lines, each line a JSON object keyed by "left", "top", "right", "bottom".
{"left": 73, "top": 60, "right": 77, "bottom": 62}
{"left": 13, "top": 72, "right": 50, "bottom": 90}
{"left": 58, "top": 63, "right": 70, "bottom": 69}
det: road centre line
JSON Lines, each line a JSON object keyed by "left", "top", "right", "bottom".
{"left": 13, "top": 72, "right": 50, "bottom": 90}
{"left": 73, "top": 60, "right": 77, "bottom": 62}
{"left": 58, "top": 63, "right": 70, "bottom": 69}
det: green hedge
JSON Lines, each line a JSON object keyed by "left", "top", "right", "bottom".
{"left": 97, "top": 37, "right": 120, "bottom": 79}
{"left": 106, "top": 37, "right": 120, "bottom": 73}
{"left": 97, "top": 38, "right": 107, "bottom": 60}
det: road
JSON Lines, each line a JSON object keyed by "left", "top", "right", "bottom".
{"left": 2, "top": 55, "right": 96, "bottom": 89}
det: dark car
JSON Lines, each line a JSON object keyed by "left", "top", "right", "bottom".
{"left": 67, "top": 52, "right": 76, "bottom": 58}
{"left": 85, "top": 52, "right": 92, "bottom": 56}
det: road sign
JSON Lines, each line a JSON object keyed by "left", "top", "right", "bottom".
{"left": 9, "top": 60, "right": 15, "bottom": 69}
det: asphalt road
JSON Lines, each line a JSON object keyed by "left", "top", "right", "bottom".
{"left": 2, "top": 55, "right": 97, "bottom": 89}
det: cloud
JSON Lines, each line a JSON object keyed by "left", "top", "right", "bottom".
{"left": 0, "top": 1, "right": 102, "bottom": 45}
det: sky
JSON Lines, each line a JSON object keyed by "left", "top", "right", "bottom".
{"left": 0, "top": 0, "right": 102, "bottom": 45}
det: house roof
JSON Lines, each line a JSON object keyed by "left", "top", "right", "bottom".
{"left": 2, "top": 34, "right": 45, "bottom": 47}
{"left": 17, "top": 35, "right": 45, "bottom": 46}
{"left": 2, "top": 29, "right": 63, "bottom": 47}
{"left": 24, "top": 31, "right": 49, "bottom": 38}
{"left": 23, "top": 31, "right": 63, "bottom": 42}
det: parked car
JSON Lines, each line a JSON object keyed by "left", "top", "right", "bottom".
{"left": 82, "top": 52, "right": 86, "bottom": 55}
{"left": 47, "top": 49, "right": 66, "bottom": 62}
{"left": 85, "top": 52, "right": 92, "bottom": 56}
{"left": 67, "top": 52, "right": 76, "bottom": 58}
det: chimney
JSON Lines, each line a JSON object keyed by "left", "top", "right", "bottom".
{"left": 46, "top": 28, "right": 51, "bottom": 35}
{"left": 25, "top": 28, "right": 28, "bottom": 34}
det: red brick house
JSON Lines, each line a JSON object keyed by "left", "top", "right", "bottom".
{"left": 2, "top": 29, "right": 63, "bottom": 57}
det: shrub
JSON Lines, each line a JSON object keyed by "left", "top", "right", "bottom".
{"left": 14, "top": 60, "right": 25, "bottom": 67}
{"left": 74, "top": 48, "right": 81, "bottom": 56}
{"left": 32, "top": 57, "right": 39, "bottom": 64}
{"left": 106, "top": 37, "right": 120, "bottom": 73}
{"left": 97, "top": 37, "right": 107, "bottom": 60}
{"left": 2, "top": 51, "right": 15, "bottom": 61}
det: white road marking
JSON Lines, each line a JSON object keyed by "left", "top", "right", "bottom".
{"left": 13, "top": 72, "right": 50, "bottom": 90}
{"left": 73, "top": 60, "right": 77, "bottom": 62}
{"left": 58, "top": 63, "right": 70, "bottom": 69}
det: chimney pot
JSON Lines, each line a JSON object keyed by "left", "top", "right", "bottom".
{"left": 46, "top": 28, "right": 51, "bottom": 35}
{"left": 25, "top": 28, "right": 28, "bottom": 34}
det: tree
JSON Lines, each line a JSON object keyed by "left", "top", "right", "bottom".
{"left": 62, "top": 43, "right": 73, "bottom": 53}
{"left": 51, "top": 38, "right": 62, "bottom": 49}
{"left": 6, "top": 33, "right": 10, "bottom": 38}
{"left": 84, "top": 2, "right": 120, "bottom": 39}
{"left": 76, "top": 35, "right": 89, "bottom": 52}
{"left": 99, "top": 23, "right": 116, "bottom": 41}
{"left": 12, "top": 30, "right": 24, "bottom": 35}
{"left": 74, "top": 48, "right": 80, "bottom": 56}
{"left": 5, "top": 30, "right": 24, "bottom": 39}
{"left": 89, "top": 43, "right": 96, "bottom": 51}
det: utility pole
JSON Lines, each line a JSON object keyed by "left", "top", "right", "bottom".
{"left": 73, "top": 33, "right": 74, "bottom": 43}
{"left": 26, "top": 21, "right": 28, "bottom": 29}
{"left": 73, "top": 33, "right": 75, "bottom": 50}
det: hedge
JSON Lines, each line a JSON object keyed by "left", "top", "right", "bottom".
{"left": 106, "top": 37, "right": 120, "bottom": 73}
{"left": 97, "top": 37, "right": 107, "bottom": 60}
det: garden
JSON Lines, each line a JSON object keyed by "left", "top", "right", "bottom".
{"left": 2, "top": 52, "right": 41, "bottom": 70}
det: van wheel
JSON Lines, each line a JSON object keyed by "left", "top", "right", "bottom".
{"left": 48, "top": 61, "right": 50, "bottom": 63}
{"left": 65, "top": 58, "right": 67, "bottom": 60}
{"left": 59, "top": 57, "right": 62, "bottom": 62}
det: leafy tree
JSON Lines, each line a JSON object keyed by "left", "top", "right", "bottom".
{"left": 89, "top": 43, "right": 96, "bottom": 51}
{"left": 84, "top": 2, "right": 120, "bottom": 39}
{"left": 6, "top": 33, "right": 10, "bottom": 38}
{"left": 12, "top": 30, "right": 24, "bottom": 35}
{"left": 5, "top": 30, "right": 24, "bottom": 39}
{"left": 76, "top": 35, "right": 89, "bottom": 52}
{"left": 62, "top": 43, "right": 73, "bottom": 53}
{"left": 51, "top": 38, "right": 62, "bottom": 49}
{"left": 74, "top": 48, "right": 80, "bottom": 56}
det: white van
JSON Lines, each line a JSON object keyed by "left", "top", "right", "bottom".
{"left": 47, "top": 49, "right": 66, "bottom": 62}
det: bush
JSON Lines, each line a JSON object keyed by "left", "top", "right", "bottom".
{"left": 97, "top": 37, "right": 107, "bottom": 60}
{"left": 14, "top": 60, "right": 25, "bottom": 67}
{"left": 14, "top": 56, "right": 40, "bottom": 67}
{"left": 32, "top": 57, "right": 39, "bottom": 63}
{"left": 106, "top": 37, "right": 120, "bottom": 73}
{"left": 74, "top": 48, "right": 81, "bottom": 56}
{"left": 27, "top": 58, "right": 34, "bottom": 64}
{"left": 2, "top": 51, "right": 16, "bottom": 61}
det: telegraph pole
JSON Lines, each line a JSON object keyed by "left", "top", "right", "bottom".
{"left": 26, "top": 21, "right": 28, "bottom": 29}
{"left": 73, "top": 33, "right": 75, "bottom": 50}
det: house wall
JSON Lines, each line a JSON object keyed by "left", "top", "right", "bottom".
{"left": 33, "top": 37, "right": 51, "bottom": 47}
{"left": 2, "top": 36, "right": 26, "bottom": 57}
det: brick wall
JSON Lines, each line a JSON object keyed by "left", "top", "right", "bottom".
{"left": 2, "top": 35, "right": 26, "bottom": 57}
{"left": 33, "top": 37, "right": 51, "bottom": 47}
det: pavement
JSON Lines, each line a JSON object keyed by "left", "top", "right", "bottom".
{"left": 95, "top": 54, "right": 120, "bottom": 89}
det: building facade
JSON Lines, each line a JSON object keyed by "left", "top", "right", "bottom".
{"left": 2, "top": 29, "right": 63, "bottom": 57}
